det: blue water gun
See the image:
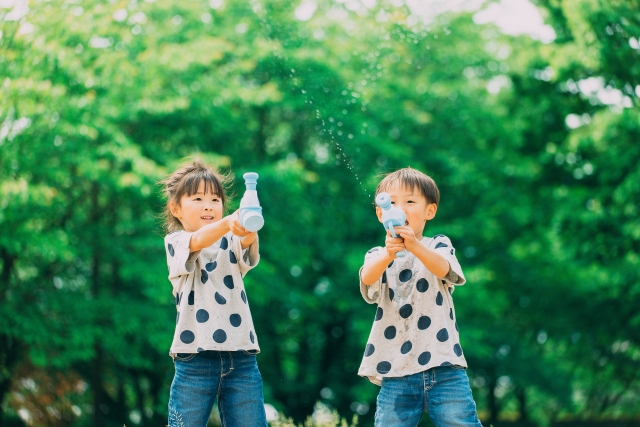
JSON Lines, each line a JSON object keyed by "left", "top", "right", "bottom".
{"left": 239, "top": 172, "right": 264, "bottom": 232}
{"left": 376, "top": 192, "right": 406, "bottom": 258}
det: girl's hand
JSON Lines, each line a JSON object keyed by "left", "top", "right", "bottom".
{"left": 385, "top": 231, "right": 406, "bottom": 259}
{"left": 228, "top": 211, "right": 252, "bottom": 237}
{"left": 395, "top": 226, "right": 420, "bottom": 252}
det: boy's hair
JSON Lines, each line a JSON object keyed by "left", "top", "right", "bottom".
{"left": 375, "top": 167, "right": 440, "bottom": 205}
{"left": 160, "top": 158, "right": 232, "bottom": 233}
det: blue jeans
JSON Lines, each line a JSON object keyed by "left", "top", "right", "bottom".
{"left": 375, "top": 366, "right": 483, "bottom": 427}
{"left": 168, "top": 351, "right": 268, "bottom": 427}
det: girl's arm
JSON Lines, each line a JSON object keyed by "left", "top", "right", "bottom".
{"left": 361, "top": 234, "right": 405, "bottom": 285}
{"left": 189, "top": 213, "right": 236, "bottom": 252}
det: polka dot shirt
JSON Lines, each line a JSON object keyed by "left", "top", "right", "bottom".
{"left": 165, "top": 231, "right": 260, "bottom": 356}
{"left": 358, "top": 235, "right": 467, "bottom": 385}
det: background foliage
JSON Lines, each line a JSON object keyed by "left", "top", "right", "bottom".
{"left": 1, "top": 0, "right": 639, "bottom": 425}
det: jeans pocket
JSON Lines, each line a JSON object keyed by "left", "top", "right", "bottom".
{"left": 173, "top": 353, "right": 197, "bottom": 362}
{"left": 242, "top": 349, "right": 259, "bottom": 356}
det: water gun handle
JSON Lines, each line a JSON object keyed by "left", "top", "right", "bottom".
{"left": 239, "top": 172, "right": 264, "bottom": 232}
{"left": 376, "top": 192, "right": 406, "bottom": 258}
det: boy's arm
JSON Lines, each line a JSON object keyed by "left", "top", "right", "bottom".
{"left": 396, "top": 226, "right": 449, "bottom": 278}
{"left": 361, "top": 234, "right": 406, "bottom": 285}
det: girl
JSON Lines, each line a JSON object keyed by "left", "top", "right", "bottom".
{"left": 161, "top": 158, "right": 268, "bottom": 427}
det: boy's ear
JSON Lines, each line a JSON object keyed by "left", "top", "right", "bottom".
{"left": 425, "top": 203, "right": 437, "bottom": 221}
{"left": 375, "top": 206, "right": 384, "bottom": 223}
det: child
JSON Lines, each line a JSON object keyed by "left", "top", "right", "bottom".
{"left": 359, "top": 168, "right": 483, "bottom": 427}
{"left": 161, "top": 158, "right": 268, "bottom": 427}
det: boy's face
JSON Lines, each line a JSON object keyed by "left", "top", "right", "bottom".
{"left": 170, "top": 180, "right": 224, "bottom": 232}
{"left": 375, "top": 182, "right": 437, "bottom": 238}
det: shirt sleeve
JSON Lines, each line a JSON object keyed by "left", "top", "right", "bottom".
{"left": 359, "top": 247, "right": 384, "bottom": 304}
{"left": 230, "top": 233, "right": 260, "bottom": 277}
{"left": 430, "top": 235, "right": 466, "bottom": 285}
{"left": 165, "top": 231, "right": 200, "bottom": 279}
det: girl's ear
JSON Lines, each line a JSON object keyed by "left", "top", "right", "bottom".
{"left": 169, "top": 201, "right": 181, "bottom": 219}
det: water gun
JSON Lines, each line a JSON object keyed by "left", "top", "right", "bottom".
{"left": 375, "top": 192, "right": 406, "bottom": 258}
{"left": 239, "top": 172, "right": 264, "bottom": 232}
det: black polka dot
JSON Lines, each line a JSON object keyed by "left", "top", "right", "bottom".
{"left": 168, "top": 243, "right": 174, "bottom": 257}
{"left": 175, "top": 292, "right": 181, "bottom": 306}
{"left": 399, "top": 304, "right": 413, "bottom": 318}
{"left": 367, "top": 248, "right": 379, "bottom": 254}
{"left": 388, "top": 260, "right": 394, "bottom": 268}
{"left": 197, "top": 347, "right": 204, "bottom": 352}
{"left": 229, "top": 314, "right": 242, "bottom": 327}
{"left": 441, "top": 361, "right": 453, "bottom": 366}
{"left": 436, "top": 292, "right": 443, "bottom": 306}
{"left": 384, "top": 326, "right": 396, "bottom": 339}
{"left": 375, "top": 307, "right": 383, "bottom": 321}
{"left": 188, "top": 290, "right": 194, "bottom": 305}
{"left": 433, "top": 234, "right": 445, "bottom": 239}
{"left": 223, "top": 275, "right": 234, "bottom": 289}
{"left": 212, "top": 329, "right": 227, "bottom": 343}
{"left": 229, "top": 250, "right": 237, "bottom": 264}
{"left": 214, "top": 292, "right": 227, "bottom": 305}
{"left": 418, "top": 352, "right": 431, "bottom": 365}
{"left": 389, "top": 288, "right": 395, "bottom": 301}
{"left": 455, "top": 321, "right": 458, "bottom": 331}
{"left": 176, "top": 312, "right": 180, "bottom": 324}
{"left": 448, "top": 287, "right": 453, "bottom": 294}
{"left": 206, "top": 261, "right": 217, "bottom": 272}
{"left": 418, "top": 316, "right": 431, "bottom": 330}
{"left": 436, "top": 328, "right": 449, "bottom": 342}
{"left": 381, "top": 271, "right": 387, "bottom": 284}
{"left": 180, "top": 330, "right": 195, "bottom": 344}
{"left": 220, "top": 236, "right": 229, "bottom": 250}
{"left": 399, "top": 269, "right": 412, "bottom": 282}
{"left": 435, "top": 242, "right": 448, "bottom": 249}
{"left": 250, "top": 330, "right": 255, "bottom": 343}
{"left": 400, "top": 341, "right": 412, "bottom": 354}
{"left": 453, "top": 343, "right": 463, "bottom": 356}
{"left": 449, "top": 308, "right": 454, "bottom": 320}
{"left": 241, "top": 290, "right": 247, "bottom": 304}
{"left": 416, "top": 278, "right": 429, "bottom": 293}
{"left": 441, "top": 280, "right": 446, "bottom": 285}
{"left": 376, "top": 361, "right": 391, "bottom": 374}
{"left": 200, "top": 269, "right": 208, "bottom": 284}
{"left": 196, "top": 309, "right": 209, "bottom": 323}
{"left": 450, "top": 249, "right": 454, "bottom": 255}
{"left": 364, "top": 343, "right": 375, "bottom": 357}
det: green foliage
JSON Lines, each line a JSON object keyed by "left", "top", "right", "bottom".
{"left": 1, "top": 0, "right": 639, "bottom": 426}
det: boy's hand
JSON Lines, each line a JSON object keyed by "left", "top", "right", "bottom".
{"left": 228, "top": 210, "right": 252, "bottom": 237}
{"left": 395, "top": 226, "right": 420, "bottom": 253}
{"left": 385, "top": 231, "right": 406, "bottom": 259}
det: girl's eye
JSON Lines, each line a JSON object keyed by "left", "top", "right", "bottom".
{"left": 194, "top": 197, "right": 202, "bottom": 201}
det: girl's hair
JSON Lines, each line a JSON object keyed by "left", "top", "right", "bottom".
{"left": 375, "top": 167, "right": 440, "bottom": 205}
{"left": 160, "top": 158, "right": 233, "bottom": 233}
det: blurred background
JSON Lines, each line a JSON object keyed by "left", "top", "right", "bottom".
{"left": 1, "top": 0, "right": 639, "bottom": 425}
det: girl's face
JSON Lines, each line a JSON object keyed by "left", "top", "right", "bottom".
{"left": 376, "top": 181, "right": 437, "bottom": 238}
{"left": 170, "top": 180, "right": 223, "bottom": 232}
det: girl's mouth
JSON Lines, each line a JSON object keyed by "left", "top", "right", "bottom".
{"left": 201, "top": 216, "right": 214, "bottom": 220}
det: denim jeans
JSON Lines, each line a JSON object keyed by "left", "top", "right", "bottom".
{"left": 375, "top": 366, "right": 483, "bottom": 427}
{"left": 168, "top": 350, "right": 268, "bottom": 427}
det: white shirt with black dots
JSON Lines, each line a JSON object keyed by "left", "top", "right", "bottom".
{"left": 165, "top": 230, "right": 260, "bottom": 356}
{"left": 358, "top": 235, "right": 468, "bottom": 385}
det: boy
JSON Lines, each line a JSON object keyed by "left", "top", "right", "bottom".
{"left": 359, "top": 168, "right": 482, "bottom": 427}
